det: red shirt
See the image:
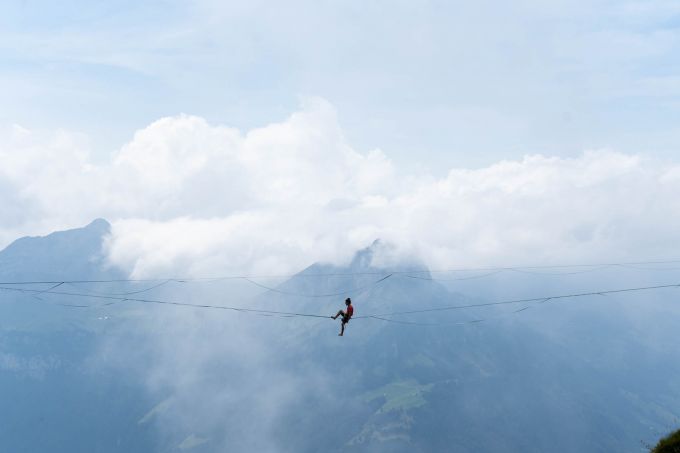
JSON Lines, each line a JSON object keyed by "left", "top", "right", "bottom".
{"left": 346, "top": 304, "right": 354, "bottom": 318}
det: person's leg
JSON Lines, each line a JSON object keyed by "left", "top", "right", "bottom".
{"left": 332, "top": 310, "right": 345, "bottom": 320}
{"left": 339, "top": 321, "right": 345, "bottom": 336}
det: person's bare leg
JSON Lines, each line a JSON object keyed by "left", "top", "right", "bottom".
{"left": 332, "top": 310, "right": 344, "bottom": 320}
{"left": 339, "top": 321, "right": 345, "bottom": 336}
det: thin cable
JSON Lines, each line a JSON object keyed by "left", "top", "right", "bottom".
{"left": 2, "top": 282, "right": 680, "bottom": 327}
{"left": 243, "top": 273, "right": 393, "bottom": 298}
{"left": 403, "top": 269, "right": 504, "bottom": 282}
{"left": 614, "top": 263, "right": 680, "bottom": 271}
{"left": 365, "top": 315, "right": 483, "bottom": 326}
{"left": 360, "top": 283, "right": 680, "bottom": 318}
{"left": 506, "top": 265, "right": 613, "bottom": 276}
{"left": 2, "top": 259, "right": 680, "bottom": 286}
{"left": 37, "top": 282, "right": 64, "bottom": 294}
{"left": 362, "top": 298, "right": 550, "bottom": 326}
{"left": 0, "top": 286, "right": 332, "bottom": 319}
{"left": 63, "top": 279, "right": 174, "bottom": 296}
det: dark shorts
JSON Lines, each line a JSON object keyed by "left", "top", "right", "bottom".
{"left": 342, "top": 315, "right": 351, "bottom": 324}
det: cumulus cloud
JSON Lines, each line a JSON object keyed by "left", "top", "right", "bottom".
{"left": 2, "top": 98, "right": 680, "bottom": 277}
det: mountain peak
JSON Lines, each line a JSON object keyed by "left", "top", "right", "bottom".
{"left": 297, "top": 239, "right": 429, "bottom": 278}
{"left": 85, "top": 218, "right": 111, "bottom": 233}
{"left": 348, "top": 239, "right": 428, "bottom": 275}
{"left": 348, "top": 239, "right": 383, "bottom": 270}
{"left": 0, "top": 219, "right": 121, "bottom": 281}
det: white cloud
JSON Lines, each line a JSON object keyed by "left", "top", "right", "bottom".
{"left": 4, "top": 0, "right": 680, "bottom": 170}
{"left": 2, "top": 99, "right": 680, "bottom": 277}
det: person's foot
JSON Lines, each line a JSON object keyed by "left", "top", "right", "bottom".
{"left": 331, "top": 315, "right": 337, "bottom": 319}
{"left": 338, "top": 332, "right": 343, "bottom": 336}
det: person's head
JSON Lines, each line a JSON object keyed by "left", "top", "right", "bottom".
{"left": 345, "top": 297, "right": 351, "bottom": 306}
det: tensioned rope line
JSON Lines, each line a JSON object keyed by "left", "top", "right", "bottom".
{"left": 9, "top": 283, "right": 542, "bottom": 326}
{"left": 63, "top": 280, "right": 174, "bottom": 296}
{"left": 404, "top": 269, "right": 505, "bottom": 282}
{"left": 2, "top": 259, "right": 680, "bottom": 286}
{"left": 0, "top": 273, "right": 393, "bottom": 310}
{"left": 17, "top": 274, "right": 394, "bottom": 299}
{"left": 242, "top": 274, "right": 393, "bottom": 298}
{"left": 1, "top": 282, "right": 680, "bottom": 323}
{"left": 506, "top": 266, "right": 615, "bottom": 276}
{"left": 400, "top": 266, "right": 606, "bottom": 282}
{"left": 397, "top": 264, "right": 636, "bottom": 284}
{"left": 367, "top": 315, "right": 490, "bottom": 326}
{"left": 356, "top": 282, "right": 680, "bottom": 318}
{"left": 0, "top": 286, "right": 332, "bottom": 319}
{"left": 363, "top": 298, "right": 549, "bottom": 326}
{"left": 611, "top": 263, "right": 680, "bottom": 271}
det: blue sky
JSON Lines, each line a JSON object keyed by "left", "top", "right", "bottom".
{"left": 3, "top": 0, "right": 680, "bottom": 171}
{"left": 3, "top": 1, "right": 680, "bottom": 274}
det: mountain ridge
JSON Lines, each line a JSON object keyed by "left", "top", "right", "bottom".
{"left": 1, "top": 220, "right": 680, "bottom": 452}
{"left": 0, "top": 218, "right": 120, "bottom": 282}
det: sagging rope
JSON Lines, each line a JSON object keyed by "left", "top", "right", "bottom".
{"left": 1, "top": 281, "right": 679, "bottom": 326}
{"left": 2, "top": 258, "right": 680, "bottom": 286}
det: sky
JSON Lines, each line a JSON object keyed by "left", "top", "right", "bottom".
{"left": 4, "top": 5, "right": 680, "bottom": 451}
{"left": 2, "top": 0, "right": 680, "bottom": 275}
{"left": 3, "top": 0, "right": 680, "bottom": 167}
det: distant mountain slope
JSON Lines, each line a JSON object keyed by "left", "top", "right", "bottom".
{"left": 0, "top": 220, "right": 154, "bottom": 453}
{"left": 0, "top": 218, "right": 122, "bottom": 282}
{"left": 258, "top": 239, "right": 459, "bottom": 321}
{"left": 1, "top": 222, "right": 680, "bottom": 453}
{"left": 225, "top": 243, "right": 680, "bottom": 453}
{"left": 0, "top": 218, "right": 127, "bottom": 330}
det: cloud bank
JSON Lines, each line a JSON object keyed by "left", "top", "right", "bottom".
{"left": 2, "top": 98, "right": 680, "bottom": 276}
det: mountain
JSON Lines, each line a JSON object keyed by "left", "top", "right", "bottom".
{"left": 0, "top": 218, "right": 120, "bottom": 282}
{"left": 1, "top": 220, "right": 679, "bottom": 452}
{"left": 136, "top": 240, "right": 680, "bottom": 452}
{"left": 0, "top": 220, "right": 155, "bottom": 453}
{"left": 0, "top": 218, "right": 127, "bottom": 330}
